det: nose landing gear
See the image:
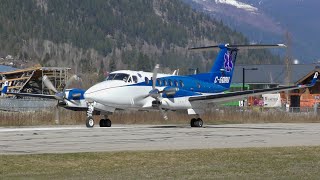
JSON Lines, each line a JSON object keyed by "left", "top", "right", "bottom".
{"left": 86, "top": 116, "right": 95, "bottom": 128}
{"left": 86, "top": 102, "right": 95, "bottom": 128}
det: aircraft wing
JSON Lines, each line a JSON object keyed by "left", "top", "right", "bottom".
{"left": 189, "top": 72, "right": 318, "bottom": 103}
{"left": 5, "top": 92, "right": 58, "bottom": 100}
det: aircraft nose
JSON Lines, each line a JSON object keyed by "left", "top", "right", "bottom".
{"left": 84, "top": 89, "right": 94, "bottom": 102}
{"left": 84, "top": 84, "right": 100, "bottom": 102}
{"left": 84, "top": 83, "right": 104, "bottom": 102}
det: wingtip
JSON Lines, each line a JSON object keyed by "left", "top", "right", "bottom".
{"left": 277, "top": 44, "right": 287, "bottom": 48}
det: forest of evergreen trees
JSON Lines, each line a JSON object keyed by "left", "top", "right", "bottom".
{"left": 0, "top": 0, "right": 281, "bottom": 77}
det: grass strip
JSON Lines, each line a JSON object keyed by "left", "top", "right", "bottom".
{"left": 1, "top": 146, "right": 320, "bottom": 179}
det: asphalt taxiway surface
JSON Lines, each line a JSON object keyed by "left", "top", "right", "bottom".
{"left": 1, "top": 123, "right": 320, "bottom": 154}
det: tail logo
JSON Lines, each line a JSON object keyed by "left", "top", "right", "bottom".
{"left": 224, "top": 52, "right": 233, "bottom": 72}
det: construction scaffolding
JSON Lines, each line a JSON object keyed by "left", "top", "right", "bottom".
{"left": 0, "top": 65, "right": 71, "bottom": 96}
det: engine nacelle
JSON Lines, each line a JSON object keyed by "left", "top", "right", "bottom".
{"left": 152, "top": 100, "right": 162, "bottom": 107}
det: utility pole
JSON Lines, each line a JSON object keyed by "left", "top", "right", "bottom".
{"left": 285, "top": 31, "right": 292, "bottom": 106}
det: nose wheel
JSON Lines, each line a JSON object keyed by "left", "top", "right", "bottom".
{"left": 190, "top": 118, "right": 203, "bottom": 127}
{"left": 86, "top": 117, "right": 94, "bottom": 128}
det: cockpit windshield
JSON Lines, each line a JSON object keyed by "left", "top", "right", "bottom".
{"left": 106, "top": 73, "right": 130, "bottom": 82}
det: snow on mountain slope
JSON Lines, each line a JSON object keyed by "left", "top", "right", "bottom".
{"left": 186, "top": 0, "right": 283, "bottom": 34}
{"left": 214, "top": 0, "right": 258, "bottom": 12}
{"left": 193, "top": 0, "right": 258, "bottom": 13}
{"left": 184, "top": 0, "right": 320, "bottom": 62}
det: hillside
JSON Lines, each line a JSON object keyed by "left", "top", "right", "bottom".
{"left": 184, "top": 0, "right": 320, "bottom": 62}
{"left": 0, "top": 0, "right": 280, "bottom": 82}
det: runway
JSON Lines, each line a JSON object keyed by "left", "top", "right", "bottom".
{"left": 1, "top": 123, "right": 320, "bottom": 154}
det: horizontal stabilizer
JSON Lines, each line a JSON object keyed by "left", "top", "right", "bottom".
{"left": 188, "top": 44, "right": 286, "bottom": 52}
{"left": 189, "top": 72, "right": 318, "bottom": 103}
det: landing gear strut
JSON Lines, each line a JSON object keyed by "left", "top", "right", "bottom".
{"left": 86, "top": 102, "right": 95, "bottom": 128}
{"left": 99, "top": 115, "right": 112, "bottom": 127}
{"left": 190, "top": 118, "right": 203, "bottom": 127}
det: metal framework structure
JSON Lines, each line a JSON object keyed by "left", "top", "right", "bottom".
{"left": 0, "top": 65, "right": 70, "bottom": 96}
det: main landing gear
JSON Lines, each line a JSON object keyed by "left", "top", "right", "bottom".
{"left": 190, "top": 118, "right": 203, "bottom": 127}
{"left": 99, "top": 115, "right": 111, "bottom": 127}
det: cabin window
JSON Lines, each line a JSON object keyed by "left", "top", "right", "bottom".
{"left": 168, "top": 79, "right": 173, "bottom": 86}
{"left": 197, "top": 82, "right": 201, "bottom": 88}
{"left": 162, "top": 79, "right": 167, "bottom": 86}
{"left": 179, "top": 80, "right": 184, "bottom": 87}
{"left": 145, "top": 77, "right": 149, "bottom": 84}
{"left": 157, "top": 79, "right": 161, "bottom": 86}
{"left": 174, "top": 80, "right": 178, "bottom": 87}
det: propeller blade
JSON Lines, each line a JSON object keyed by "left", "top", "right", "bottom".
{"left": 54, "top": 92, "right": 64, "bottom": 101}
{"left": 43, "top": 75, "right": 58, "bottom": 93}
{"left": 65, "top": 75, "right": 81, "bottom": 90}
{"left": 152, "top": 64, "right": 159, "bottom": 90}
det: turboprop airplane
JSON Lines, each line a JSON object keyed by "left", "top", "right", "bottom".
{"left": 83, "top": 44, "right": 319, "bottom": 128}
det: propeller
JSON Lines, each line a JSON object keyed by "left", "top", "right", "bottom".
{"left": 42, "top": 75, "right": 82, "bottom": 101}
{"left": 134, "top": 64, "right": 180, "bottom": 120}
{"left": 149, "top": 64, "right": 168, "bottom": 120}
{"left": 65, "top": 75, "right": 80, "bottom": 90}
{"left": 43, "top": 75, "right": 58, "bottom": 93}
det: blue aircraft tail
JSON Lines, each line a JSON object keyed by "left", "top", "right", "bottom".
{"left": 189, "top": 44, "right": 286, "bottom": 89}
{"left": 209, "top": 45, "right": 237, "bottom": 89}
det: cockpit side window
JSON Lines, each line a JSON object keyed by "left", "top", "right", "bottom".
{"left": 127, "top": 76, "right": 133, "bottom": 83}
{"left": 132, "top": 76, "right": 138, "bottom": 83}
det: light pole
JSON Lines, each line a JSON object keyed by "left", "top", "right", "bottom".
{"left": 242, "top": 67, "right": 258, "bottom": 107}
{"left": 242, "top": 67, "right": 258, "bottom": 91}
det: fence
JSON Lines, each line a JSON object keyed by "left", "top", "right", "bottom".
{"left": 0, "top": 98, "right": 56, "bottom": 111}
{"left": 1, "top": 106, "right": 320, "bottom": 126}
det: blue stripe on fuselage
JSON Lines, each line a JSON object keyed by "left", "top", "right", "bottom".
{"left": 127, "top": 75, "right": 228, "bottom": 97}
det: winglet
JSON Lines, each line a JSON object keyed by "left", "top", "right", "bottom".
{"left": 1, "top": 81, "right": 9, "bottom": 95}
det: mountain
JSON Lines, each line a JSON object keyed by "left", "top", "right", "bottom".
{"left": 184, "top": 0, "right": 320, "bottom": 62}
{"left": 0, "top": 0, "right": 280, "bottom": 83}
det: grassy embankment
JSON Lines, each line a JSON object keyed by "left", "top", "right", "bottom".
{"left": 1, "top": 146, "right": 320, "bottom": 179}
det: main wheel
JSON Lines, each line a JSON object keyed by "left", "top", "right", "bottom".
{"left": 99, "top": 119, "right": 105, "bottom": 127}
{"left": 86, "top": 117, "right": 94, "bottom": 128}
{"left": 105, "top": 119, "right": 112, "bottom": 127}
{"left": 99, "top": 119, "right": 112, "bottom": 127}
{"left": 194, "top": 118, "right": 203, "bottom": 127}
{"left": 190, "top": 118, "right": 196, "bottom": 127}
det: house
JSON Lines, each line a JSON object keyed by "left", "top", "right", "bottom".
{"left": 230, "top": 64, "right": 320, "bottom": 108}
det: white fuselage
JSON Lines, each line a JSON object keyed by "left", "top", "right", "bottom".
{"left": 84, "top": 70, "right": 196, "bottom": 111}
